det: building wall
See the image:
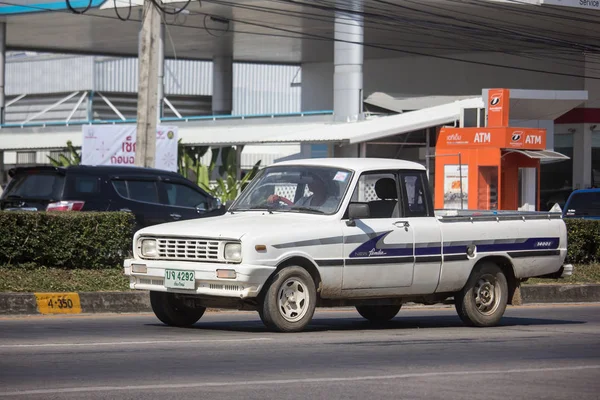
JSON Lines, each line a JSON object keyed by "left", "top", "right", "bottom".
{"left": 94, "top": 58, "right": 301, "bottom": 115}
{"left": 6, "top": 55, "right": 95, "bottom": 95}
{"left": 6, "top": 53, "right": 302, "bottom": 115}
{"left": 302, "top": 52, "right": 585, "bottom": 111}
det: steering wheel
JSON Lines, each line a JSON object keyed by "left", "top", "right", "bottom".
{"left": 267, "top": 194, "right": 293, "bottom": 207}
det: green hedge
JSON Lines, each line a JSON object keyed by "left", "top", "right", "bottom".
{"left": 0, "top": 212, "right": 599, "bottom": 270}
{"left": 0, "top": 211, "right": 135, "bottom": 269}
{"left": 564, "top": 219, "right": 600, "bottom": 264}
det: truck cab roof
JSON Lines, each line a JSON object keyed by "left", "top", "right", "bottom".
{"left": 273, "top": 158, "right": 426, "bottom": 173}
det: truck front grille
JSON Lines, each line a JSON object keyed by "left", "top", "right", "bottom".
{"left": 156, "top": 238, "right": 221, "bottom": 261}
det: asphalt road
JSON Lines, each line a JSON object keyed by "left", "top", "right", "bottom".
{"left": 1, "top": 304, "right": 599, "bottom": 400}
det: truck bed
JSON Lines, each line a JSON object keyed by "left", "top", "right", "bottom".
{"left": 435, "top": 209, "right": 563, "bottom": 222}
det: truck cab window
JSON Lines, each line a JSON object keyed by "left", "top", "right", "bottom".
{"left": 400, "top": 172, "right": 430, "bottom": 217}
{"left": 350, "top": 172, "right": 399, "bottom": 219}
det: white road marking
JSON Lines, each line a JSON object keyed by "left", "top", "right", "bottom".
{"left": 0, "top": 337, "right": 271, "bottom": 348}
{"left": 2, "top": 365, "right": 599, "bottom": 396}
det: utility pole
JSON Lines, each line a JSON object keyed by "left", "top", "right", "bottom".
{"left": 135, "top": 0, "right": 160, "bottom": 168}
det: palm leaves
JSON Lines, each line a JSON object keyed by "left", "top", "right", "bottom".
{"left": 47, "top": 141, "right": 81, "bottom": 166}
{"left": 177, "top": 140, "right": 261, "bottom": 203}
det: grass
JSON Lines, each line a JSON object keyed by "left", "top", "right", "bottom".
{"left": 525, "top": 263, "right": 600, "bottom": 285}
{"left": 0, "top": 266, "right": 130, "bottom": 292}
{"left": 1, "top": 263, "right": 599, "bottom": 293}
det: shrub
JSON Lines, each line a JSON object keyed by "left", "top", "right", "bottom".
{"left": 1, "top": 212, "right": 599, "bottom": 270}
{"left": 564, "top": 219, "right": 600, "bottom": 264}
{"left": 0, "top": 211, "right": 135, "bottom": 269}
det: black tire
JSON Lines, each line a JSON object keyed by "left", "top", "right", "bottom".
{"left": 150, "top": 291, "right": 206, "bottom": 327}
{"left": 356, "top": 305, "right": 401, "bottom": 323}
{"left": 259, "top": 266, "right": 317, "bottom": 333}
{"left": 455, "top": 262, "right": 509, "bottom": 327}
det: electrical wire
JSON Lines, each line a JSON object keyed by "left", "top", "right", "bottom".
{"left": 114, "top": 0, "right": 132, "bottom": 21}
{"left": 149, "top": 0, "right": 191, "bottom": 15}
{"left": 203, "top": 14, "right": 230, "bottom": 37}
{"left": 156, "top": 2, "right": 179, "bottom": 60}
{"left": 65, "top": 0, "right": 93, "bottom": 14}
{"left": 4, "top": 0, "right": 600, "bottom": 81}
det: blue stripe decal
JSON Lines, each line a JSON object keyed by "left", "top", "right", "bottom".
{"left": 0, "top": 0, "right": 105, "bottom": 15}
{"left": 415, "top": 247, "right": 442, "bottom": 256}
{"left": 476, "top": 238, "right": 560, "bottom": 253}
{"left": 350, "top": 233, "right": 560, "bottom": 260}
{"left": 350, "top": 232, "right": 412, "bottom": 258}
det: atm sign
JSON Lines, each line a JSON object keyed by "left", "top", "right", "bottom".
{"left": 525, "top": 135, "right": 542, "bottom": 145}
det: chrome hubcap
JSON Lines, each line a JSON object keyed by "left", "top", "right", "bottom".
{"left": 277, "top": 278, "right": 309, "bottom": 322}
{"left": 474, "top": 274, "right": 500, "bottom": 315}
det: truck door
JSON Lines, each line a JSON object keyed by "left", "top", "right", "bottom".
{"left": 397, "top": 170, "right": 443, "bottom": 294}
{"left": 341, "top": 171, "right": 416, "bottom": 290}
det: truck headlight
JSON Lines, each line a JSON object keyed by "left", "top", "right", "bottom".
{"left": 224, "top": 243, "right": 242, "bottom": 262}
{"left": 141, "top": 239, "right": 158, "bottom": 258}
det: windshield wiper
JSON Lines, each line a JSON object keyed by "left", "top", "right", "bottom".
{"left": 6, "top": 195, "right": 22, "bottom": 199}
{"left": 289, "top": 206, "right": 325, "bottom": 214}
{"left": 229, "top": 206, "right": 274, "bottom": 214}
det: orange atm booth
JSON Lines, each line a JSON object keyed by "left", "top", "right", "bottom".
{"left": 434, "top": 88, "right": 568, "bottom": 211}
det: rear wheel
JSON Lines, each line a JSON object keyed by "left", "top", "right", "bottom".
{"left": 150, "top": 291, "right": 206, "bottom": 327}
{"left": 259, "top": 266, "right": 317, "bottom": 332}
{"left": 455, "top": 262, "right": 508, "bottom": 327}
{"left": 356, "top": 305, "right": 401, "bottom": 323}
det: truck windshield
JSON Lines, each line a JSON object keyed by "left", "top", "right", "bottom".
{"left": 564, "top": 191, "right": 600, "bottom": 217}
{"left": 230, "top": 165, "right": 353, "bottom": 215}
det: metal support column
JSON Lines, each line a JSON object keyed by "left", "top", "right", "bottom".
{"left": 426, "top": 128, "right": 431, "bottom": 181}
{"left": 334, "top": 4, "right": 363, "bottom": 122}
{"left": 359, "top": 142, "right": 367, "bottom": 158}
{"left": 0, "top": 150, "right": 4, "bottom": 187}
{"left": 212, "top": 55, "right": 233, "bottom": 115}
{"left": 157, "top": 21, "right": 165, "bottom": 120}
{"left": 0, "top": 22, "right": 6, "bottom": 125}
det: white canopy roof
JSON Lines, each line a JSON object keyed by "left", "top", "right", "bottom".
{"left": 0, "top": 97, "right": 484, "bottom": 150}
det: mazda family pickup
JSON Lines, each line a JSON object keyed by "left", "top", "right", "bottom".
{"left": 123, "top": 158, "right": 572, "bottom": 332}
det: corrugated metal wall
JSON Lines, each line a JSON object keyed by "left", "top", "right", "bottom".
{"left": 233, "top": 63, "right": 301, "bottom": 115}
{"left": 94, "top": 57, "right": 214, "bottom": 95}
{"left": 6, "top": 54, "right": 301, "bottom": 114}
{"left": 92, "top": 58, "right": 300, "bottom": 114}
{"left": 6, "top": 55, "right": 94, "bottom": 95}
{"left": 164, "top": 59, "right": 213, "bottom": 96}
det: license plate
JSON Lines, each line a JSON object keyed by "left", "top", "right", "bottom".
{"left": 164, "top": 269, "right": 195, "bottom": 290}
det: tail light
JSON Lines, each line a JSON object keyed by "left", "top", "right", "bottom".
{"left": 46, "top": 201, "right": 85, "bottom": 211}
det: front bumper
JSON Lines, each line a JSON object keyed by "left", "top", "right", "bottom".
{"left": 123, "top": 258, "right": 276, "bottom": 299}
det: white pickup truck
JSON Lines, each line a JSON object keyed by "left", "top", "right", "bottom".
{"left": 123, "top": 158, "right": 572, "bottom": 332}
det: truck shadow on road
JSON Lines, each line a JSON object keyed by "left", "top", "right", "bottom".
{"left": 148, "top": 314, "right": 584, "bottom": 333}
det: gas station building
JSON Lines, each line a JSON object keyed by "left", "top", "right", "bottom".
{"left": 0, "top": 0, "right": 598, "bottom": 211}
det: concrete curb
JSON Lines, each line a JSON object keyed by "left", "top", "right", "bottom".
{"left": 1, "top": 285, "right": 599, "bottom": 316}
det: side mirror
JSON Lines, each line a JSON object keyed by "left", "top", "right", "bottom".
{"left": 200, "top": 198, "right": 222, "bottom": 213}
{"left": 347, "top": 203, "right": 370, "bottom": 226}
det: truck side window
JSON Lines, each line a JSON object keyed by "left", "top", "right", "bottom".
{"left": 350, "top": 172, "right": 399, "bottom": 219}
{"left": 399, "top": 172, "right": 429, "bottom": 217}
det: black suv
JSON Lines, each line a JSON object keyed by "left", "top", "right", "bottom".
{"left": 0, "top": 165, "right": 225, "bottom": 230}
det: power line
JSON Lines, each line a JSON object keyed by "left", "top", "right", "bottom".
{"left": 0, "top": 0, "right": 599, "bottom": 80}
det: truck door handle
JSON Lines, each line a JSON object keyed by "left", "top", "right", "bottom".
{"left": 394, "top": 221, "right": 410, "bottom": 230}
{"left": 120, "top": 208, "right": 131, "bottom": 212}
{"left": 170, "top": 213, "right": 182, "bottom": 220}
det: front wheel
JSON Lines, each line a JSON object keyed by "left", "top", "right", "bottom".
{"left": 455, "top": 262, "right": 508, "bottom": 327}
{"left": 259, "top": 266, "right": 317, "bottom": 332}
{"left": 150, "top": 291, "right": 206, "bottom": 327}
